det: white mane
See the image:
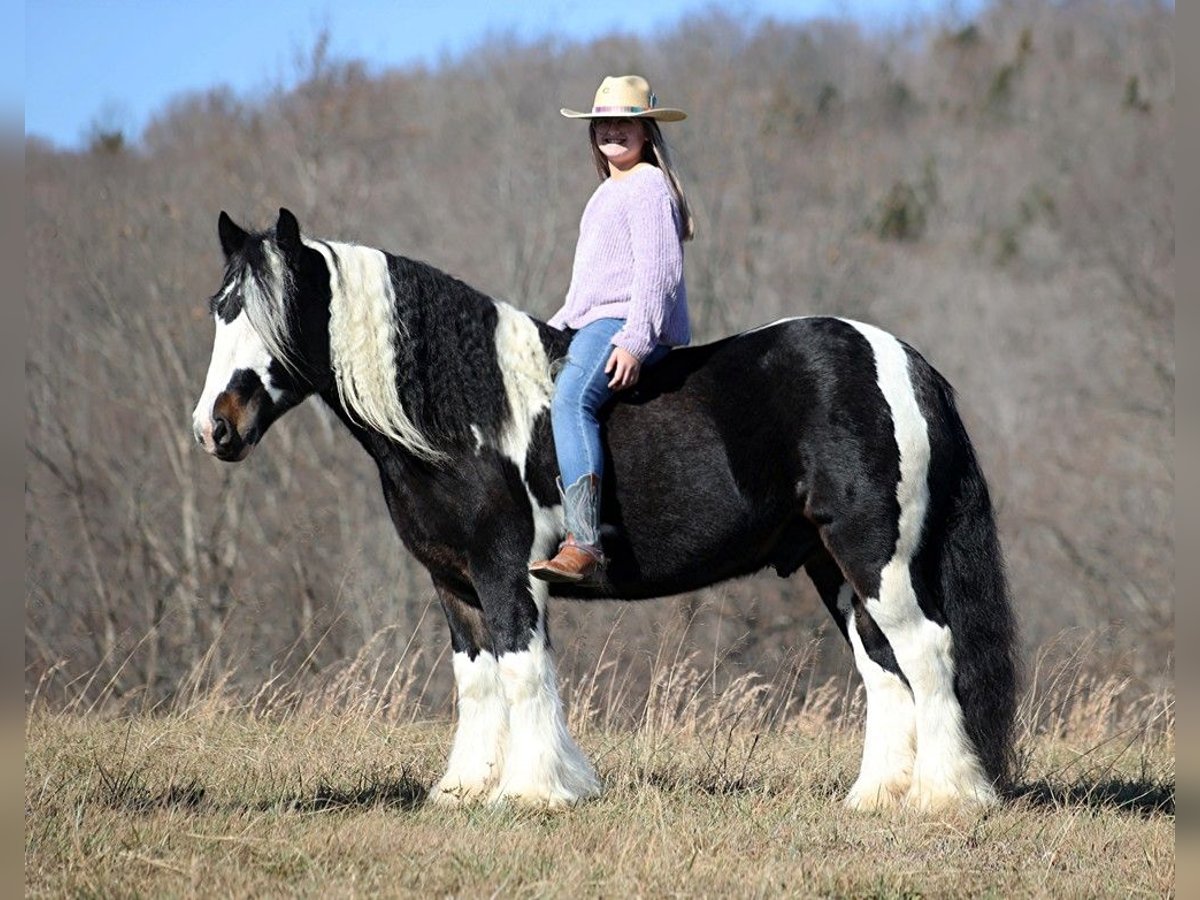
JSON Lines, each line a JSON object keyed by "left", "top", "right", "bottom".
{"left": 309, "top": 240, "right": 446, "bottom": 462}
{"left": 240, "top": 237, "right": 445, "bottom": 463}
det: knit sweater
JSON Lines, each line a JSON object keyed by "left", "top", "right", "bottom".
{"left": 548, "top": 165, "right": 690, "bottom": 361}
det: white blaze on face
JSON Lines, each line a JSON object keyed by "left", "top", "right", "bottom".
{"left": 191, "top": 310, "right": 279, "bottom": 450}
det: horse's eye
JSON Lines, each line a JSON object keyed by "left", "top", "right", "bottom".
{"left": 208, "top": 281, "right": 246, "bottom": 321}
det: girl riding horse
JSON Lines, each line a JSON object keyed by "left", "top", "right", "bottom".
{"left": 531, "top": 75, "right": 694, "bottom": 583}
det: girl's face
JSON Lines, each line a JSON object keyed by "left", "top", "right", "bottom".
{"left": 594, "top": 118, "right": 647, "bottom": 169}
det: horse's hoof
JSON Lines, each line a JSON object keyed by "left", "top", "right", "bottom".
{"left": 486, "top": 787, "right": 589, "bottom": 809}
{"left": 429, "top": 780, "right": 491, "bottom": 806}
{"left": 844, "top": 778, "right": 909, "bottom": 812}
{"left": 487, "top": 774, "right": 602, "bottom": 808}
{"left": 903, "top": 779, "right": 998, "bottom": 812}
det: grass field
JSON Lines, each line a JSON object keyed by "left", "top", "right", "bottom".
{"left": 25, "top": 654, "right": 1174, "bottom": 898}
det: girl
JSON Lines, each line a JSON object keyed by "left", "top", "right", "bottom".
{"left": 530, "top": 74, "right": 694, "bottom": 583}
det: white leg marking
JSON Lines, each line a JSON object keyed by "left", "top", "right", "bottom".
{"left": 837, "top": 585, "right": 917, "bottom": 811}
{"left": 432, "top": 651, "right": 508, "bottom": 805}
{"left": 489, "top": 579, "right": 600, "bottom": 806}
{"left": 434, "top": 510, "right": 564, "bottom": 805}
{"left": 846, "top": 320, "right": 996, "bottom": 810}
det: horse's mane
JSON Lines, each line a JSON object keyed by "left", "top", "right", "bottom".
{"left": 236, "top": 230, "right": 542, "bottom": 463}
{"left": 370, "top": 250, "right": 520, "bottom": 460}
{"left": 228, "top": 234, "right": 302, "bottom": 376}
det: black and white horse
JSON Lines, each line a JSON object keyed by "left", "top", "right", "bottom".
{"left": 192, "top": 208, "right": 1016, "bottom": 810}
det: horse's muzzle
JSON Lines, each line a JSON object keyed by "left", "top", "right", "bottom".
{"left": 211, "top": 413, "right": 256, "bottom": 461}
{"left": 196, "top": 389, "right": 263, "bottom": 462}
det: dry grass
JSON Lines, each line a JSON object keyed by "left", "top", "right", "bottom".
{"left": 25, "top": 640, "right": 1174, "bottom": 898}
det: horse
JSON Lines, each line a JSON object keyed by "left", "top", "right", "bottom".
{"left": 192, "top": 208, "right": 1017, "bottom": 811}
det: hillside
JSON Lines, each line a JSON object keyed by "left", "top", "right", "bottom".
{"left": 25, "top": 0, "right": 1173, "bottom": 710}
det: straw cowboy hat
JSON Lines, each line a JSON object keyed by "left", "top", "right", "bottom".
{"left": 560, "top": 75, "right": 687, "bottom": 122}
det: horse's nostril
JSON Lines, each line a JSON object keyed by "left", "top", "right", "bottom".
{"left": 212, "top": 416, "right": 231, "bottom": 447}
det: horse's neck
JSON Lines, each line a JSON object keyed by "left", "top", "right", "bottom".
{"left": 317, "top": 245, "right": 564, "bottom": 464}
{"left": 317, "top": 385, "right": 428, "bottom": 475}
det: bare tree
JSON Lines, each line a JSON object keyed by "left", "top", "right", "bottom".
{"left": 25, "top": 1, "right": 1174, "bottom": 708}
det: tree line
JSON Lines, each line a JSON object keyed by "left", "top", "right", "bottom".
{"left": 25, "top": 1, "right": 1173, "bottom": 710}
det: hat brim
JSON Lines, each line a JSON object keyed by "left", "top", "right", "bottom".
{"left": 560, "top": 107, "right": 687, "bottom": 122}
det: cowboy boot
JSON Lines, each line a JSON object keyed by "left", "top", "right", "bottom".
{"left": 529, "top": 474, "right": 605, "bottom": 582}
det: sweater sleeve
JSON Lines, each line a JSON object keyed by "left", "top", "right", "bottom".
{"left": 547, "top": 269, "right": 577, "bottom": 330}
{"left": 610, "top": 174, "right": 684, "bottom": 361}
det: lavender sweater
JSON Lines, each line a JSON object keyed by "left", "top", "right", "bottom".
{"left": 548, "top": 165, "right": 690, "bottom": 361}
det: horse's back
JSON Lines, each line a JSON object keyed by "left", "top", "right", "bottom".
{"left": 564, "top": 316, "right": 923, "bottom": 596}
{"left": 607, "top": 315, "right": 908, "bottom": 459}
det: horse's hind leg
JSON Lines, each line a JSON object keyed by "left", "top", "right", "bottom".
{"left": 867, "top": 562, "right": 996, "bottom": 810}
{"left": 819, "top": 485, "right": 995, "bottom": 810}
{"left": 823, "top": 525, "right": 994, "bottom": 809}
{"left": 806, "top": 553, "right": 916, "bottom": 810}
{"left": 430, "top": 578, "right": 509, "bottom": 805}
{"left": 474, "top": 562, "right": 600, "bottom": 806}
{"left": 817, "top": 321, "right": 997, "bottom": 810}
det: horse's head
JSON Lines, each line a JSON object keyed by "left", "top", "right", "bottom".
{"left": 192, "top": 208, "right": 329, "bottom": 461}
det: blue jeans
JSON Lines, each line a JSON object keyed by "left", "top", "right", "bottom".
{"left": 551, "top": 318, "right": 670, "bottom": 490}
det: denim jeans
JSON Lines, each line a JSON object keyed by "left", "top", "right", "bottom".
{"left": 551, "top": 318, "right": 671, "bottom": 490}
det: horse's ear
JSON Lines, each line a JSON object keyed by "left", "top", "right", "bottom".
{"left": 276, "top": 208, "right": 302, "bottom": 251}
{"left": 218, "top": 211, "right": 248, "bottom": 259}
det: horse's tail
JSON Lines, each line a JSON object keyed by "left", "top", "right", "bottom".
{"left": 918, "top": 365, "right": 1019, "bottom": 791}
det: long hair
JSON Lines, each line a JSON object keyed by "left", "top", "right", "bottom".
{"left": 588, "top": 119, "right": 695, "bottom": 242}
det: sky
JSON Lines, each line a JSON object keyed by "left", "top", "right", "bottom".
{"left": 23, "top": 0, "right": 982, "bottom": 150}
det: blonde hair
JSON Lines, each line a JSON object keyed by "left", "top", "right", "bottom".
{"left": 588, "top": 119, "right": 695, "bottom": 242}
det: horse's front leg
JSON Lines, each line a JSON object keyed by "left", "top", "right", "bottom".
{"left": 475, "top": 562, "right": 601, "bottom": 806}
{"left": 430, "top": 577, "right": 509, "bottom": 805}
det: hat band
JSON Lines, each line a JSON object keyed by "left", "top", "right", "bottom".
{"left": 591, "top": 105, "right": 648, "bottom": 114}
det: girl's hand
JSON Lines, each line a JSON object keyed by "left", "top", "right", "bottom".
{"left": 605, "top": 346, "right": 641, "bottom": 390}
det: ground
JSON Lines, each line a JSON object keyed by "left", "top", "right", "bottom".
{"left": 25, "top": 691, "right": 1173, "bottom": 898}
